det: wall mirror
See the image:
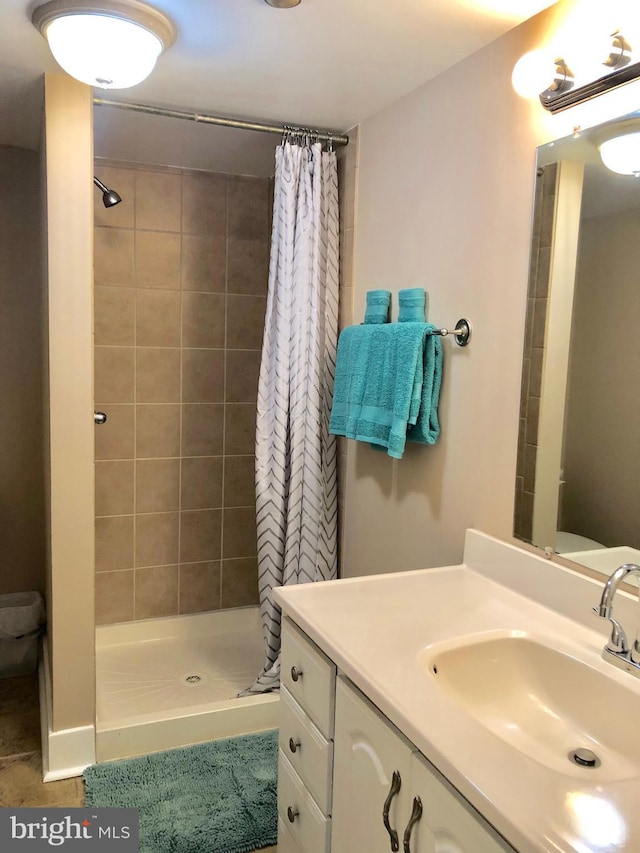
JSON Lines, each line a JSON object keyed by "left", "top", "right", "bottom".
{"left": 514, "top": 109, "right": 640, "bottom": 579}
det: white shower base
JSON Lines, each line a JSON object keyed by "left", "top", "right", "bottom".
{"left": 95, "top": 606, "right": 279, "bottom": 761}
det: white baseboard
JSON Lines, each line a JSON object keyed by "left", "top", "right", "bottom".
{"left": 39, "top": 637, "right": 96, "bottom": 782}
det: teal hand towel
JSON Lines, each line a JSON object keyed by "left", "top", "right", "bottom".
{"left": 364, "top": 289, "right": 391, "bottom": 324}
{"left": 398, "top": 288, "right": 426, "bottom": 322}
{"left": 329, "top": 323, "right": 428, "bottom": 459}
{"left": 407, "top": 323, "right": 442, "bottom": 446}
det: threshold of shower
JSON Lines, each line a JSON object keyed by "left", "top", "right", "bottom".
{"left": 95, "top": 606, "right": 279, "bottom": 762}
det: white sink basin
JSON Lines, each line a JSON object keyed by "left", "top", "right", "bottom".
{"left": 422, "top": 634, "right": 640, "bottom": 780}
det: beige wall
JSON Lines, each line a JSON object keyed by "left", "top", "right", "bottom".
{"left": 336, "top": 128, "right": 359, "bottom": 569}
{"left": 562, "top": 209, "right": 640, "bottom": 548}
{"left": 340, "top": 0, "right": 640, "bottom": 576}
{"left": 44, "top": 74, "right": 95, "bottom": 731}
{"left": 93, "top": 160, "right": 270, "bottom": 624}
{"left": 0, "top": 146, "right": 45, "bottom": 596}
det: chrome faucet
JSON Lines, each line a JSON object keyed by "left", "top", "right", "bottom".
{"left": 594, "top": 563, "right": 640, "bottom": 678}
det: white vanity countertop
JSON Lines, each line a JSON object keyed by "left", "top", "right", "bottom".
{"left": 273, "top": 532, "right": 640, "bottom": 853}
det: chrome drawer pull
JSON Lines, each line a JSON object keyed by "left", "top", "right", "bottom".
{"left": 289, "top": 737, "right": 301, "bottom": 754}
{"left": 382, "top": 770, "right": 401, "bottom": 852}
{"left": 290, "top": 665, "right": 303, "bottom": 682}
{"left": 402, "top": 796, "right": 423, "bottom": 853}
{"left": 287, "top": 806, "right": 299, "bottom": 823}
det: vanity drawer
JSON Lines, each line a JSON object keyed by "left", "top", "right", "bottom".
{"left": 278, "top": 816, "right": 303, "bottom": 853}
{"left": 278, "top": 750, "right": 331, "bottom": 853}
{"left": 282, "top": 618, "right": 336, "bottom": 738}
{"left": 280, "top": 686, "right": 333, "bottom": 814}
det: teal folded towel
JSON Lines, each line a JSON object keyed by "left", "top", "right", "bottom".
{"left": 398, "top": 288, "right": 426, "bottom": 322}
{"left": 407, "top": 324, "right": 442, "bottom": 446}
{"left": 364, "top": 289, "right": 391, "bottom": 324}
{"left": 329, "top": 322, "right": 441, "bottom": 459}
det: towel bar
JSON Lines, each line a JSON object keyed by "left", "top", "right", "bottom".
{"left": 431, "top": 318, "right": 471, "bottom": 347}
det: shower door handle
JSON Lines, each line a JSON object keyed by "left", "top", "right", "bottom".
{"left": 94, "top": 412, "right": 107, "bottom": 425}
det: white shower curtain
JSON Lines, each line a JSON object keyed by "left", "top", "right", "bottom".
{"left": 245, "top": 140, "right": 339, "bottom": 694}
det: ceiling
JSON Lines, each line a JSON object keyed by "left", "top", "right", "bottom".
{"left": 1, "top": 0, "right": 558, "bottom": 170}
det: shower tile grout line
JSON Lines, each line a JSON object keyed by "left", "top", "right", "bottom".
{"left": 220, "top": 174, "right": 229, "bottom": 610}
{"left": 132, "top": 170, "right": 138, "bottom": 622}
{"left": 97, "top": 454, "right": 253, "bottom": 463}
{"left": 95, "top": 280, "right": 266, "bottom": 299}
{"left": 95, "top": 345, "right": 260, "bottom": 351}
{"left": 177, "top": 171, "right": 183, "bottom": 615}
{"left": 96, "top": 554, "right": 257, "bottom": 576}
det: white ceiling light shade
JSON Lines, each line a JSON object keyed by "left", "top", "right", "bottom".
{"left": 599, "top": 133, "right": 640, "bottom": 176}
{"left": 596, "top": 119, "right": 640, "bottom": 176}
{"left": 32, "top": 0, "right": 176, "bottom": 89}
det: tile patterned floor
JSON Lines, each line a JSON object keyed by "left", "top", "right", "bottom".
{"left": 0, "top": 672, "right": 278, "bottom": 850}
{"left": 0, "top": 672, "right": 84, "bottom": 808}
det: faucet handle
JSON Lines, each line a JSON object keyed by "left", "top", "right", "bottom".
{"left": 593, "top": 606, "right": 629, "bottom": 654}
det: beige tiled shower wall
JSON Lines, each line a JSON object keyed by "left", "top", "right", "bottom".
{"left": 93, "top": 160, "right": 271, "bottom": 624}
{"left": 514, "top": 161, "right": 557, "bottom": 543}
{"left": 336, "top": 127, "right": 360, "bottom": 572}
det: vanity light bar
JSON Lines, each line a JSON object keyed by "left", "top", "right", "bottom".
{"left": 541, "top": 59, "right": 640, "bottom": 113}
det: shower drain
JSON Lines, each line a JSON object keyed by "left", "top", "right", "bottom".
{"left": 183, "top": 674, "right": 203, "bottom": 685}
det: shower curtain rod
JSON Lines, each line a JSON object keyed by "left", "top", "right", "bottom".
{"left": 93, "top": 98, "right": 349, "bottom": 147}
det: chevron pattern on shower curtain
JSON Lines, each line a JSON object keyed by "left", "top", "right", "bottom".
{"left": 244, "top": 140, "right": 339, "bottom": 694}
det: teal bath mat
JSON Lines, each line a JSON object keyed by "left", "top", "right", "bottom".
{"left": 84, "top": 730, "right": 278, "bottom": 853}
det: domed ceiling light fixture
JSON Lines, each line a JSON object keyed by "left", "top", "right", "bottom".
{"left": 264, "top": 0, "right": 302, "bottom": 7}
{"left": 596, "top": 119, "right": 640, "bottom": 177}
{"left": 31, "top": 0, "right": 176, "bottom": 89}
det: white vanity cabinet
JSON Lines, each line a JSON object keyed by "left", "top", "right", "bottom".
{"left": 277, "top": 619, "right": 336, "bottom": 853}
{"left": 331, "top": 676, "right": 414, "bottom": 853}
{"left": 332, "top": 677, "right": 514, "bottom": 853}
{"left": 278, "top": 617, "right": 516, "bottom": 853}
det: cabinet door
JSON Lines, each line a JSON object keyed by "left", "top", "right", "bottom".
{"left": 406, "top": 753, "right": 515, "bottom": 853}
{"left": 332, "top": 678, "right": 413, "bottom": 853}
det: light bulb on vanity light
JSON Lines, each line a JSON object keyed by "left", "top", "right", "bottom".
{"left": 31, "top": 0, "right": 176, "bottom": 89}
{"left": 512, "top": 48, "right": 573, "bottom": 101}
{"left": 511, "top": 49, "right": 556, "bottom": 98}
{"left": 568, "top": 32, "right": 625, "bottom": 84}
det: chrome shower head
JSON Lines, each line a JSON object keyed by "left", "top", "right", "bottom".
{"left": 93, "top": 176, "right": 122, "bottom": 208}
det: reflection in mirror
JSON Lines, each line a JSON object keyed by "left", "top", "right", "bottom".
{"left": 514, "top": 112, "right": 640, "bottom": 579}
